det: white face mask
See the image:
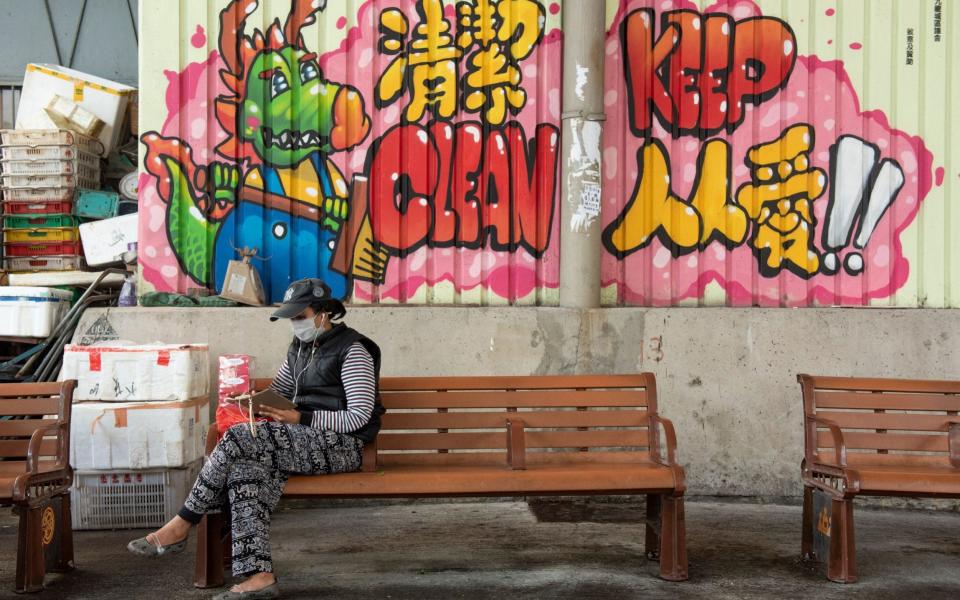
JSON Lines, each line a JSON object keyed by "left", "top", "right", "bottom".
{"left": 290, "top": 313, "right": 327, "bottom": 342}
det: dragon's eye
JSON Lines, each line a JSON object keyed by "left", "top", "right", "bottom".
{"left": 300, "top": 61, "right": 320, "bottom": 84}
{"left": 271, "top": 71, "right": 290, "bottom": 99}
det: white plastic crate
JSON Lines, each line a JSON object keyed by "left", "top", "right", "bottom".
{"left": 3, "top": 256, "right": 84, "bottom": 273}
{"left": 70, "top": 460, "right": 202, "bottom": 530}
{"left": 1, "top": 145, "right": 100, "bottom": 169}
{"left": 1, "top": 158, "right": 99, "bottom": 179}
{"left": 71, "top": 396, "right": 211, "bottom": 470}
{"left": 0, "top": 286, "right": 73, "bottom": 337}
{"left": 0, "top": 129, "right": 103, "bottom": 155}
{"left": 2, "top": 173, "right": 97, "bottom": 190}
{"left": 1, "top": 186, "right": 74, "bottom": 203}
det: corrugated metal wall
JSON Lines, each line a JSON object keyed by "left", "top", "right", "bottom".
{"left": 138, "top": 0, "right": 564, "bottom": 305}
{"left": 601, "top": 0, "right": 958, "bottom": 307}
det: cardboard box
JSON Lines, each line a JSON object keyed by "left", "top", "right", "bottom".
{"left": 16, "top": 64, "right": 135, "bottom": 156}
{"left": 70, "top": 397, "right": 211, "bottom": 470}
{"left": 60, "top": 343, "right": 210, "bottom": 402}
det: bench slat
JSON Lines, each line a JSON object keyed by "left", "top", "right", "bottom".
{"left": 814, "top": 391, "right": 960, "bottom": 412}
{"left": 381, "top": 390, "right": 649, "bottom": 409}
{"left": 817, "top": 411, "right": 958, "bottom": 432}
{"left": 377, "top": 429, "right": 649, "bottom": 451}
{"left": 376, "top": 450, "right": 654, "bottom": 467}
{"left": 0, "top": 438, "right": 58, "bottom": 458}
{"left": 0, "top": 382, "right": 67, "bottom": 398}
{"left": 807, "top": 376, "right": 960, "bottom": 394}
{"left": 0, "top": 418, "right": 58, "bottom": 437}
{"left": 380, "top": 410, "right": 649, "bottom": 430}
{"left": 817, "top": 431, "right": 949, "bottom": 452}
{"left": 0, "top": 397, "right": 61, "bottom": 416}
{"left": 380, "top": 374, "right": 652, "bottom": 391}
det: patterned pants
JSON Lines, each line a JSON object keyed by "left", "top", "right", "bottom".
{"left": 180, "top": 422, "right": 363, "bottom": 576}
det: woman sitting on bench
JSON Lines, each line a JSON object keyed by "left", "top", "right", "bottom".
{"left": 127, "top": 278, "right": 384, "bottom": 599}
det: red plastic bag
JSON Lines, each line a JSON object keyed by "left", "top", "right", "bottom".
{"left": 216, "top": 355, "right": 270, "bottom": 432}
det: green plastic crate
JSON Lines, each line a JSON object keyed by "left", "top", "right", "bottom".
{"left": 3, "top": 214, "right": 78, "bottom": 229}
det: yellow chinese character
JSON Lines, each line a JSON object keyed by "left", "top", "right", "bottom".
{"left": 460, "top": 0, "right": 544, "bottom": 125}
{"left": 735, "top": 124, "right": 827, "bottom": 277}
{"left": 375, "top": 0, "right": 461, "bottom": 122}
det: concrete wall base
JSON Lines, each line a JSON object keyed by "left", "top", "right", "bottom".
{"left": 74, "top": 306, "right": 960, "bottom": 498}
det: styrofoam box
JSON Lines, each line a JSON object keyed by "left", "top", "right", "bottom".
{"left": 0, "top": 286, "right": 72, "bottom": 337}
{"left": 71, "top": 460, "right": 202, "bottom": 530}
{"left": 79, "top": 213, "right": 138, "bottom": 267}
{"left": 70, "top": 397, "right": 210, "bottom": 470}
{"left": 60, "top": 343, "right": 210, "bottom": 402}
{"left": 16, "top": 64, "right": 135, "bottom": 157}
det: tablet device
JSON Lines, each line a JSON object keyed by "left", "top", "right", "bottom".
{"left": 250, "top": 388, "right": 297, "bottom": 413}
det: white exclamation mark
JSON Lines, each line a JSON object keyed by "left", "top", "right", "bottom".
{"left": 822, "top": 136, "right": 878, "bottom": 274}
{"left": 846, "top": 159, "right": 905, "bottom": 274}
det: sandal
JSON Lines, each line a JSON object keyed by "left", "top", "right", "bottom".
{"left": 126, "top": 532, "right": 189, "bottom": 557}
{"left": 211, "top": 581, "right": 281, "bottom": 599}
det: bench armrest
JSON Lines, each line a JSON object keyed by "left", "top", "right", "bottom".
{"left": 806, "top": 415, "right": 847, "bottom": 467}
{"left": 26, "top": 423, "right": 67, "bottom": 473}
{"left": 506, "top": 419, "right": 526, "bottom": 470}
{"left": 650, "top": 415, "right": 679, "bottom": 466}
{"left": 948, "top": 421, "right": 960, "bottom": 468}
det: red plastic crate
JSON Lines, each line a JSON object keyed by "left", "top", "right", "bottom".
{"left": 3, "top": 201, "right": 74, "bottom": 215}
{"left": 4, "top": 241, "right": 82, "bottom": 257}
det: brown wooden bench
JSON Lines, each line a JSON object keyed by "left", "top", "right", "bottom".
{"left": 799, "top": 374, "right": 960, "bottom": 583}
{"left": 0, "top": 381, "right": 76, "bottom": 593}
{"left": 195, "top": 374, "right": 687, "bottom": 586}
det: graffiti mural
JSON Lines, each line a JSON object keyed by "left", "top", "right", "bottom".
{"left": 602, "top": 1, "right": 939, "bottom": 306}
{"left": 139, "top": 0, "right": 562, "bottom": 304}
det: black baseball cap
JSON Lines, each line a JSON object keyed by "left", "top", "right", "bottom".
{"left": 270, "top": 278, "right": 333, "bottom": 321}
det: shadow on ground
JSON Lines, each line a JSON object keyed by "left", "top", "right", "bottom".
{"left": 0, "top": 499, "right": 958, "bottom": 599}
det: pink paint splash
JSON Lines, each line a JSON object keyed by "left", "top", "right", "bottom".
{"left": 139, "top": 0, "right": 563, "bottom": 303}
{"left": 191, "top": 25, "right": 206, "bottom": 48}
{"left": 826, "top": 8, "right": 835, "bottom": 17}
{"left": 601, "top": 0, "right": 934, "bottom": 307}
{"left": 849, "top": 42, "right": 863, "bottom": 50}
{"left": 336, "top": 16, "right": 347, "bottom": 29}
{"left": 935, "top": 167, "right": 945, "bottom": 186}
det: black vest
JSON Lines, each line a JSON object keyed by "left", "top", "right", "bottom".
{"left": 287, "top": 324, "right": 384, "bottom": 443}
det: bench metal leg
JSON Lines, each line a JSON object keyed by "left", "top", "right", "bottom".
{"left": 801, "top": 485, "right": 814, "bottom": 560}
{"left": 194, "top": 513, "right": 227, "bottom": 589}
{"left": 827, "top": 498, "right": 857, "bottom": 583}
{"left": 14, "top": 505, "right": 46, "bottom": 593}
{"left": 644, "top": 494, "right": 661, "bottom": 560}
{"left": 657, "top": 494, "right": 688, "bottom": 581}
{"left": 49, "top": 493, "right": 75, "bottom": 573}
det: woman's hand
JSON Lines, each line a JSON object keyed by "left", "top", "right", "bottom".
{"left": 257, "top": 405, "right": 301, "bottom": 424}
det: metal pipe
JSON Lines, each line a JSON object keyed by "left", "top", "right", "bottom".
{"left": 559, "top": 0, "right": 606, "bottom": 308}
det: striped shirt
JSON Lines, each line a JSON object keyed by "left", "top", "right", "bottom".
{"left": 271, "top": 342, "right": 376, "bottom": 433}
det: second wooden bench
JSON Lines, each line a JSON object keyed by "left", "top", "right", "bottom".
{"left": 195, "top": 373, "right": 688, "bottom": 586}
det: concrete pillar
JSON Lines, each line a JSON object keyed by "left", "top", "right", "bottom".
{"left": 559, "top": 0, "right": 606, "bottom": 308}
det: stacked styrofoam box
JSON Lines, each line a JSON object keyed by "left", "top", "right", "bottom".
{"left": 1, "top": 129, "right": 101, "bottom": 272}
{"left": 60, "top": 343, "right": 211, "bottom": 530}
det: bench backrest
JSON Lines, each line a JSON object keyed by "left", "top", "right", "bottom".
{"left": 799, "top": 374, "right": 960, "bottom": 468}
{"left": 0, "top": 381, "right": 75, "bottom": 466}
{"left": 254, "top": 374, "right": 661, "bottom": 469}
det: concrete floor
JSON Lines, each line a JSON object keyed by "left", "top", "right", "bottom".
{"left": 0, "top": 499, "right": 958, "bottom": 599}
